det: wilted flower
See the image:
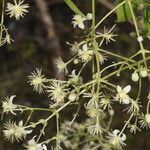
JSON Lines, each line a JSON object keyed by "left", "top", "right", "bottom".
{"left": 28, "top": 68, "right": 47, "bottom": 94}
{"left": 115, "top": 85, "right": 131, "bottom": 104}
{"left": 2, "top": 95, "right": 18, "bottom": 115}
{"left": 6, "top": 0, "right": 29, "bottom": 20}
{"left": 127, "top": 123, "right": 141, "bottom": 134}
{"left": 5, "top": 33, "right": 14, "bottom": 44}
{"left": 56, "top": 57, "right": 68, "bottom": 74}
{"left": 125, "top": 99, "right": 141, "bottom": 114}
{"left": 88, "top": 123, "right": 103, "bottom": 135}
{"left": 106, "top": 129, "right": 126, "bottom": 149}
{"left": 3, "top": 120, "right": 32, "bottom": 142}
{"left": 78, "top": 44, "right": 93, "bottom": 62}
{"left": 139, "top": 114, "right": 150, "bottom": 129}
{"left": 47, "top": 80, "right": 67, "bottom": 104}
{"left": 25, "top": 137, "right": 47, "bottom": 150}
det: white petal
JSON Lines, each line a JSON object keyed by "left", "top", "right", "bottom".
{"left": 117, "top": 86, "right": 122, "bottom": 92}
{"left": 82, "top": 44, "right": 88, "bottom": 51}
{"left": 123, "top": 85, "right": 131, "bottom": 93}
{"left": 86, "top": 13, "right": 92, "bottom": 20}
{"left": 19, "top": 120, "right": 23, "bottom": 126}
{"left": 78, "top": 23, "right": 85, "bottom": 29}
{"left": 120, "top": 133, "right": 126, "bottom": 141}
{"left": 42, "top": 144, "right": 47, "bottom": 150}
{"left": 113, "top": 129, "right": 120, "bottom": 135}
{"left": 122, "top": 97, "right": 130, "bottom": 104}
{"left": 9, "top": 95, "right": 16, "bottom": 103}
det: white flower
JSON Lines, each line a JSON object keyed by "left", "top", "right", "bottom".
{"left": 28, "top": 68, "right": 47, "bottom": 94}
{"left": 97, "top": 25, "right": 118, "bottom": 45}
{"left": 47, "top": 80, "right": 67, "bottom": 104}
{"left": 5, "top": 33, "right": 14, "bottom": 44}
{"left": 6, "top": 0, "right": 29, "bottom": 20}
{"left": 26, "top": 137, "right": 47, "bottom": 150}
{"left": 115, "top": 85, "right": 131, "bottom": 104}
{"left": 56, "top": 57, "right": 68, "bottom": 74}
{"left": 131, "top": 71, "right": 139, "bottom": 82}
{"left": 2, "top": 95, "right": 18, "bottom": 115}
{"left": 78, "top": 44, "right": 93, "bottom": 62}
{"left": 127, "top": 123, "right": 141, "bottom": 134}
{"left": 3, "top": 120, "right": 32, "bottom": 142}
{"left": 72, "top": 14, "right": 86, "bottom": 29}
{"left": 99, "top": 97, "right": 112, "bottom": 110}
{"left": 106, "top": 129, "right": 126, "bottom": 149}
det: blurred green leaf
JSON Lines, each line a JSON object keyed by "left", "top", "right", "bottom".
{"left": 116, "top": 0, "right": 141, "bottom": 22}
{"left": 64, "top": 0, "right": 85, "bottom": 17}
{"left": 144, "top": 6, "right": 150, "bottom": 39}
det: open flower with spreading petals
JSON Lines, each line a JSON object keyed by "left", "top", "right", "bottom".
{"left": 72, "top": 13, "right": 92, "bottom": 29}
{"left": 28, "top": 68, "right": 47, "bottom": 94}
{"left": 25, "top": 137, "right": 47, "bottom": 150}
{"left": 47, "top": 80, "right": 68, "bottom": 104}
{"left": 72, "top": 14, "right": 86, "bottom": 29}
{"left": 3, "top": 120, "right": 32, "bottom": 142}
{"left": 6, "top": 0, "right": 29, "bottom": 20}
{"left": 2, "top": 95, "right": 18, "bottom": 115}
{"left": 97, "top": 25, "right": 118, "bottom": 45}
{"left": 78, "top": 44, "right": 93, "bottom": 62}
{"left": 115, "top": 85, "right": 131, "bottom": 104}
{"left": 106, "top": 129, "right": 126, "bottom": 149}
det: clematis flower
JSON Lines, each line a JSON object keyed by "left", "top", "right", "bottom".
{"left": 25, "top": 137, "right": 47, "bottom": 150}
{"left": 3, "top": 120, "right": 32, "bottom": 142}
{"left": 2, "top": 95, "right": 18, "bottom": 115}
{"left": 106, "top": 129, "right": 126, "bottom": 149}
{"left": 6, "top": 0, "right": 29, "bottom": 20}
{"left": 115, "top": 85, "right": 131, "bottom": 104}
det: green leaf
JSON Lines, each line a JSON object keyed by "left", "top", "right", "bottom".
{"left": 144, "top": 7, "right": 150, "bottom": 39}
{"left": 64, "top": 0, "right": 85, "bottom": 17}
{"left": 116, "top": 0, "right": 141, "bottom": 22}
{"left": 116, "top": 0, "right": 131, "bottom": 22}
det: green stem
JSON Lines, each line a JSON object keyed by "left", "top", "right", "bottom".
{"left": 95, "top": 1, "right": 126, "bottom": 29}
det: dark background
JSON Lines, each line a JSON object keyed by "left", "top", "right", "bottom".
{"left": 0, "top": 0, "right": 150, "bottom": 149}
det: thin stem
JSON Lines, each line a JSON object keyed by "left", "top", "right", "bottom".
{"left": 95, "top": 1, "right": 126, "bottom": 29}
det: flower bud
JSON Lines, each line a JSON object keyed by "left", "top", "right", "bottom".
{"left": 68, "top": 92, "right": 77, "bottom": 101}
{"left": 131, "top": 72, "right": 139, "bottom": 82}
{"left": 139, "top": 67, "right": 148, "bottom": 77}
{"left": 73, "top": 58, "right": 79, "bottom": 64}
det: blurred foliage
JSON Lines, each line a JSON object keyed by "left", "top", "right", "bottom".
{"left": 0, "top": 0, "right": 150, "bottom": 149}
